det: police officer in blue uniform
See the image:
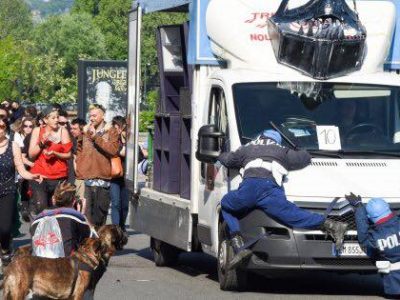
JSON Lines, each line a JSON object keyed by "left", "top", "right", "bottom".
{"left": 347, "top": 194, "right": 400, "bottom": 298}
{"left": 218, "top": 129, "right": 348, "bottom": 269}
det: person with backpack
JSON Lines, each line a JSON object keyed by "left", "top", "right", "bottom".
{"left": 30, "top": 181, "right": 95, "bottom": 258}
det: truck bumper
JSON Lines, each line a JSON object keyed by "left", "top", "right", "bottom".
{"left": 240, "top": 210, "right": 376, "bottom": 272}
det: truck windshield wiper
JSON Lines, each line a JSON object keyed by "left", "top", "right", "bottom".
{"left": 338, "top": 150, "right": 400, "bottom": 157}
{"left": 269, "top": 121, "right": 298, "bottom": 149}
{"left": 308, "top": 150, "right": 343, "bottom": 158}
{"left": 269, "top": 121, "right": 342, "bottom": 158}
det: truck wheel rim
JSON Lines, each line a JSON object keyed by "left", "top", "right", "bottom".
{"left": 219, "top": 240, "right": 227, "bottom": 272}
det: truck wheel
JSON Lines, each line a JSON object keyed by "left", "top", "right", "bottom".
{"left": 217, "top": 222, "right": 248, "bottom": 291}
{"left": 150, "top": 237, "right": 180, "bottom": 267}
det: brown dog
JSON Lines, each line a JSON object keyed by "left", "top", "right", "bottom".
{"left": 97, "top": 224, "right": 128, "bottom": 261}
{"left": 3, "top": 225, "right": 128, "bottom": 300}
{"left": 13, "top": 224, "right": 128, "bottom": 260}
{"left": 2, "top": 238, "right": 104, "bottom": 299}
{"left": 85, "top": 225, "right": 128, "bottom": 297}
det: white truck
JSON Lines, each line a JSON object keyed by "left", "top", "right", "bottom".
{"left": 125, "top": 0, "right": 400, "bottom": 290}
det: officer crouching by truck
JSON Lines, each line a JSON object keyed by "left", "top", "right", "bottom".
{"left": 347, "top": 193, "right": 400, "bottom": 298}
{"left": 218, "top": 129, "right": 348, "bottom": 270}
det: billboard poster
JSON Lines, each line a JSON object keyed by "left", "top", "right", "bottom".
{"left": 78, "top": 60, "right": 128, "bottom": 123}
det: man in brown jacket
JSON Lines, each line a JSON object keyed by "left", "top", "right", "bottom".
{"left": 75, "top": 104, "right": 119, "bottom": 226}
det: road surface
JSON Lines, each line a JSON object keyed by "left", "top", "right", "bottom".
{"left": 2, "top": 222, "right": 384, "bottom": 300}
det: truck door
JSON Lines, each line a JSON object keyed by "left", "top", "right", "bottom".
{"left": 198, "top": 85, "right": 229, "bottom": 254}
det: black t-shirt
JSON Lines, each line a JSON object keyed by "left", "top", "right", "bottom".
{"left": 22, "top": 133, "right": 31, "bottom": 155}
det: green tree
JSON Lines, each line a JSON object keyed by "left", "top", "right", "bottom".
{"left": 72, "top": 0, "right": 100, "bottom": 16}
{"left": 21, "top": 51, "right": 78, "bottom": 103}
{"left": 139, "top": 90, "right": 159, "bottom": 132}
{"left": 73, "top": 0, "right": 131, "bottom": 60}
{"left": 26, "top": 0, "right": 74, "bottom": 17}
{"left": 33, "top": 12, "right": 107, "bottom": 76}
{"left": 94, "top": 0, "right": 132, "bottom": 60}
{"left": 0, "top": 0, "right": 33, "bottom": 40}
{"left": 0, "top": 37, "right": 24, "bottom": 99}
{"left": 0, "top": 38, "right": 77, "bottom": 103}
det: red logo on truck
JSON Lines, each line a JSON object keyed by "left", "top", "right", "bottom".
{"left": 245, "top": 12, "right": 274, "bottom": 41}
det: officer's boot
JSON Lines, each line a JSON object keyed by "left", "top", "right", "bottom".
{"left": 227, "top": 234, "right": 252, "bottom": 270}
{"left": 321, "top": 219, "right": 348, "bottom": 251}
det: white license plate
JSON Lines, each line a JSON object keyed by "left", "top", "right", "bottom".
{"left": 332, "top": 243, "right": 367, "bottom": 257}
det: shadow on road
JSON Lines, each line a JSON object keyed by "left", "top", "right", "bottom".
{"left": 135, "top": 247, "right": 382, "bottom": 297}
{"left": 243, "top": 271, "right": 382, "bottom": 296}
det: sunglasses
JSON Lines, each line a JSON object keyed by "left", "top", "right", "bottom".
{"left": 0, "top": 114, "right": 6, "bottom": 118}
{"left": 23, "top": 124, "right": 34, "bottom": 128}
{"left": 0, "top": 124, "right": 6, "bottom": 130}
{"left": 58, "top": 122, "right": 68, "bottom": 126}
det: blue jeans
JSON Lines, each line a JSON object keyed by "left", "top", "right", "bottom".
{"left": 110, "top": 178, "right": 129, "bottom": 231}
{"left": 221, "top": 178, "right": 325, "bottom": 235}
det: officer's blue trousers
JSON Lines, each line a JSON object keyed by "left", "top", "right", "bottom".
{"left": 221, "top": 178, "right": 325, "bottom": 235}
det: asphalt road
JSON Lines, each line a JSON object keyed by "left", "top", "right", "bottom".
{"left": 4, "top": 222, "right": 385, "bottom": 300}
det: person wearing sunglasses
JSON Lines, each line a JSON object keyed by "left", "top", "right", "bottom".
{"left": 13, "top": 117, "right": 37, "bottom": 222}
{"left": 58, "top": 110, "right": 70, "bottom": 128}
{"left": 14, "top": 117, "right": 36, "bottom": 150}
{"left": 29, "top": 106, "right": 72, "bottom": 215}
{"left": 0, "top": 116, "right": 43, "bottom": 269}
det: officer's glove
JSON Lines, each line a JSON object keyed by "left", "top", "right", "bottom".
{"left": 345, "top": 192, "right": 362, "bottom": 207}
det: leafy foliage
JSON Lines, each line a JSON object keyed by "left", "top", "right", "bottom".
{"left": 0, "top": 0, "right": 188, "bottom": 120}
{"left": 71, "top": 0, "right": 100, "bottom": 16}
{"left": 0, "top": 37, "right": 77, "bottom": 103}
{"left": 139, "top": 90, "right": 159, "bottom": 132}
{"left": 73, "top": 0, "right": 131, "bottom": 60}
{"left": 94, "top": 0, "right": 132, "bottom": 60}
{"left": 22, "top": 51, "right": 78, "bottom": 103}
{"left": 32, "top": 12, "right": 107, "bottom": 77}
{"left": 26, "top": 0, "right": 74, "bottom": 17}
{"left": 0, "top": 37, "right": 25, "bottom": 99}
{"left": 0, "top": 0, "right": 33, "bottom": 40}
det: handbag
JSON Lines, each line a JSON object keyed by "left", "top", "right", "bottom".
{"left": 110, "top": 156, "right": 124, "bottom": 178}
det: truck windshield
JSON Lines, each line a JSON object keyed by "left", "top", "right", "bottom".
{"left": 233, "top": 82, "right": 400, "bottom": 156}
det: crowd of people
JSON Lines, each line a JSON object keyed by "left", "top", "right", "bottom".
{"left": 0, "top": 100, "right": 132, "bottom": 269}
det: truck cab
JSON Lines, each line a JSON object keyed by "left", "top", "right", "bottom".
{"left": 126, "top": 0, "right": 400, "bottom": 291}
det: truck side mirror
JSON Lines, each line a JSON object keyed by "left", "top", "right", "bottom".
{"left": 196, "top": 124, "right": 225, "bottom": 163}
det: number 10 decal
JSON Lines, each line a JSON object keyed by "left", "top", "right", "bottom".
{"left": 316, "top": 126, "right": 342, "bottom": 151}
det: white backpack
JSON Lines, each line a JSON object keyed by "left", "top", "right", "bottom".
{"left": 32, "top": 216, "right": 65, "bottom": 258}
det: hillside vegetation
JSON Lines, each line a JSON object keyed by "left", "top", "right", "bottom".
{"left": 26, "top": 0, "right": 74, "bottom": 17}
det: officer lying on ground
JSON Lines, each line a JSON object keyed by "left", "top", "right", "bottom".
{"left": 346, "top": 193, "right": 400, "bottom": 299}
{"left": 218, "top": 129, "right": 348, "bottom": 270}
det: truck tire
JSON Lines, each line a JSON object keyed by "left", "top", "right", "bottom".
{"left": 150, "top": 237, "right": 180, "bottom": 267}
{"left": 217, "top": 222, "right": 248, "bottom": 291}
